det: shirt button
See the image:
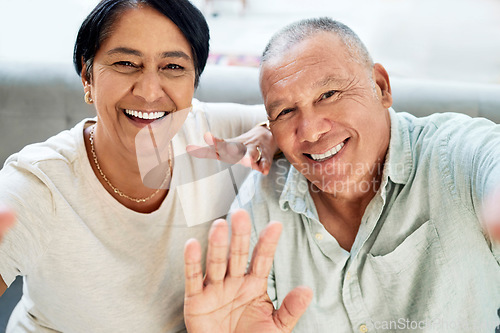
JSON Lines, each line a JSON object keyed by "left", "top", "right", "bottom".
{"left": 359, "top": 324, "right": 368, "bottom": 332}
{"left": 346, "top": 271, "right": 351, "bottom": 280}
{"left": 315, "top": 233, "right": 323, "bottom": 240}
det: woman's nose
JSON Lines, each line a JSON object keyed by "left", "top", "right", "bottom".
{"left": 132, "top": 71, "right": 166, "bottom": 103}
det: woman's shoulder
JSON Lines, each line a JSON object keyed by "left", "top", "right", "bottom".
{"left": 5, "top": 118, "right": 90, "bottom": 169}
{"left": 190, "top": 98, "right": 266, "bottom": 136}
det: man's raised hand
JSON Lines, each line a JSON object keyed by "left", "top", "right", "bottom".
{"left": 183, "top": 209, "right": 312, "bottom": 332}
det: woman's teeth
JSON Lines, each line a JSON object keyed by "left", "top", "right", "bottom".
{"left": 310, "top": 141, "right": 345, "bottom": 161}
{"left": 125, "top": 109, "right": 166, "bottom": 120}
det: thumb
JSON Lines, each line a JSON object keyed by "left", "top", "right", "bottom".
{"left": 273, "top": 286, "right": 313, "bottom": 331}
{"left": 203, "top": 131, "right": 213, "bottom": 145}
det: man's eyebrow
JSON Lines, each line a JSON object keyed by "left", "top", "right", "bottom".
{"left": 106, "top": 48, "right": 191, "bottom": 61}
{"left": 313, "top": 76, "right": 348, "bottom": 89}
{"left": 267, "top": 100, "right": 286, "bottom": 116}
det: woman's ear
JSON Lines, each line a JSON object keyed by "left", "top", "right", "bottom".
{"left": 373, "top": 63, "right": 393, "bottom": 108}
{"left": 81, "top": 61, "right": 94, "bottom": 105}
{"left": 80, "top": 58, "right": 91, "bottom": 87}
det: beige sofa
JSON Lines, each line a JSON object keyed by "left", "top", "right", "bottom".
{"left": 1, "top": 61, "right": 500, "bottom": 327}
{"left": 1, "top": 62, "right": 500, "bottom": 165}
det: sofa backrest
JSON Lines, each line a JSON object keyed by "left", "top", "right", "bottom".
{"left": 1, "top": 62, "right": 500, "bottom": 165}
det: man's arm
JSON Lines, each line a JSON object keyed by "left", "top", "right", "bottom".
{"left": 183, "top": 209, "right": 312, "bottom": 333}
{"left": 0, "top": 205, "right": 16, "bottom": 297}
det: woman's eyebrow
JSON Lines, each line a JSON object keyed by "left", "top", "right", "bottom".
{"left": 105, "top": 47, "right": 191, "bottom": 61}
{"left": 160, "top": 51, "right": 191, "bottom": 60}
{"left": 106, "top": 47, "right": 142, "bottom": 56}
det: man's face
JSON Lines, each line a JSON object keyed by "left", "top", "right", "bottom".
{"left": 260, "top": 32, "right": 392, "bottom": 198}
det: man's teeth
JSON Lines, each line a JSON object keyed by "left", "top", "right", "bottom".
{"left": 310, "top": 142, "right": 345, "bottom": 161}
{"left": 125, "top": 109, "right": 166, "bottom": 120}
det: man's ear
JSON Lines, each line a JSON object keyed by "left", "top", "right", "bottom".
{"left": 373, "top": 63, "right": 392, "bottom": 108}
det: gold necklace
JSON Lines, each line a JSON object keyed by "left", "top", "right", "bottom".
{"left": 89, "top": 125, "right": 172, "bottom": 203}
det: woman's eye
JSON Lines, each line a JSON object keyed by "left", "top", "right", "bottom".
{"left": 112, "top": 61, "right": 139, "bottom": 73}
{"left": 320, "top": 90, "right": 337, "bottom": 100}
{"left": 114, "top": 61, "right": 136, "bottom": 68}
{"left": 162, "top": 64, "right": 184, "bottom": 70}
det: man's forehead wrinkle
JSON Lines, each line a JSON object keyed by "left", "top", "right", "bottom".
{"left": 313, "top": 74, "right": 350, "bottom": 90}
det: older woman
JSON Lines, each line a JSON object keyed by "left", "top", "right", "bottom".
{"left": 0, "top": 0, "right": 273, "bottom": 331}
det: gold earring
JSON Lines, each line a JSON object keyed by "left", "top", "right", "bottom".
{"left": 84, "top": 91, "right": 94, "bottom": 104}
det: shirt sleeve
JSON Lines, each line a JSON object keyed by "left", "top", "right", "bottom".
{"left": 445, "top": 116, "right": 500, "bottom": 263}
{"left": 0, "top": 159, "right": 55, "bottom": 286}
{"left": 196, "top": 100, "right": 267, "bottom": 139}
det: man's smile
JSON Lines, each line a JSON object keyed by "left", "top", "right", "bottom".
{"left": 305, "top": 138, "right": 348, "bottom": 162}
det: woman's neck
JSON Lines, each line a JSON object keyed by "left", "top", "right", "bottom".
{"left": 83, "top": 124, "right": 170, "bottom": 213}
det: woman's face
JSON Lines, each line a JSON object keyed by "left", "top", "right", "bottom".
{"left": 84, "top": 6, "right": 196, "bottom": 154}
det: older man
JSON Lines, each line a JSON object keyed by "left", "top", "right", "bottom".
{"left": 184, "top": 18, "right": 500, "bottom": 332}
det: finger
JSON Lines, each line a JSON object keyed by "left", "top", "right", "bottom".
{"left": 274, "top": 286, "right": 313, "bottom": 331}
{"left": 227, "top": 209, "right": 252, "bottom": 278}
{"left": 184, "top": 238, "right": 203, "bottom": 297}
{"left": 248, "top": 221, "right": 282, "bottom": 279}
{"left": 203, "top": 132, "right": 216, "bottom": 146}
{"left": 240, "top": 145, "right": 272, "bottom": 175}
{"left": 257, "top": 159, "right": 271, "bottom": 176}
{"left": 222, "top": 142, "right": 247, "bottom": 161}
{"left": 186, "top": 144, "right": 218, "bottom": 159}
{"left": 212, "top": 138, "right": 246, "bottom": 165}
{"left": 205, "top": 219, "right": 229, "bottom": 285}
{"left": 239, "top": 149, "right": 267, "bottom": 174}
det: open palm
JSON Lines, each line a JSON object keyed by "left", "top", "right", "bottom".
{"left": 183, "top": 209, "right": 312, "bottom": 333}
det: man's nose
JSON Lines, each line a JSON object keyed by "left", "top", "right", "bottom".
{"left": 297, "top": 110, "right": 331, "bottom": 143}
{"left": 132, "top": 71, "right": 166, "bottom": 103}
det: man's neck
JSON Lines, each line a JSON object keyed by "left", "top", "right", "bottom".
{"left": 309, "top": 182, "right": 378, "bottom": 251}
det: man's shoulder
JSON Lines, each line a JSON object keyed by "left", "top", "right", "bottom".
{"left": 396, "top": 111, "right": 497, "bottom": 134}
{"left": 395, "top": 111, "right": 497, "bottom": 151}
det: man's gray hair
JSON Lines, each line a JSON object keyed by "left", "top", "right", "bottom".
{"left": 261, "top": 17, "right": 374, "bottom": 69}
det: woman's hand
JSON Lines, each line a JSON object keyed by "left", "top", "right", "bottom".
{"left": 186, "top": 124, "right": 277, "bottom": 175}
{"left": 183, "top": 209, "right": 312, "bottom": 333}
{"left": 0, "top": 204, "right": 15, "bottom": 242}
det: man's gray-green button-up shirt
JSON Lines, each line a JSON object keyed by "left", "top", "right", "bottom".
{"left": 232, "top": 108, "right": 500, "bottom": 332}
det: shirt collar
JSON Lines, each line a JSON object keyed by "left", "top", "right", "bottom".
{"left": 385, "top": 107, "right": 413, "bottom": 185}
{"left": 278, "top": 108, "right": 413, "bottom": 212}
{"left": 279, "top": 165, "right": 317, "bottom": 218}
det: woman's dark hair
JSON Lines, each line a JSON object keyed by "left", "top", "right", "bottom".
{"left": 73, "top": 0, "right": 209, "bottom": 87}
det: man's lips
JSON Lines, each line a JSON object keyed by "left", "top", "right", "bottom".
{"left": 304, "top": 138, "right": 348, "bottom": 162}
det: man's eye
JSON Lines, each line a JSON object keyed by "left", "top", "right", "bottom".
{"left": 277, "top": 108, "right": 295, "bottom": 119}
{"left": 320, "top": 90, "right": 337, "bottom": 100}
